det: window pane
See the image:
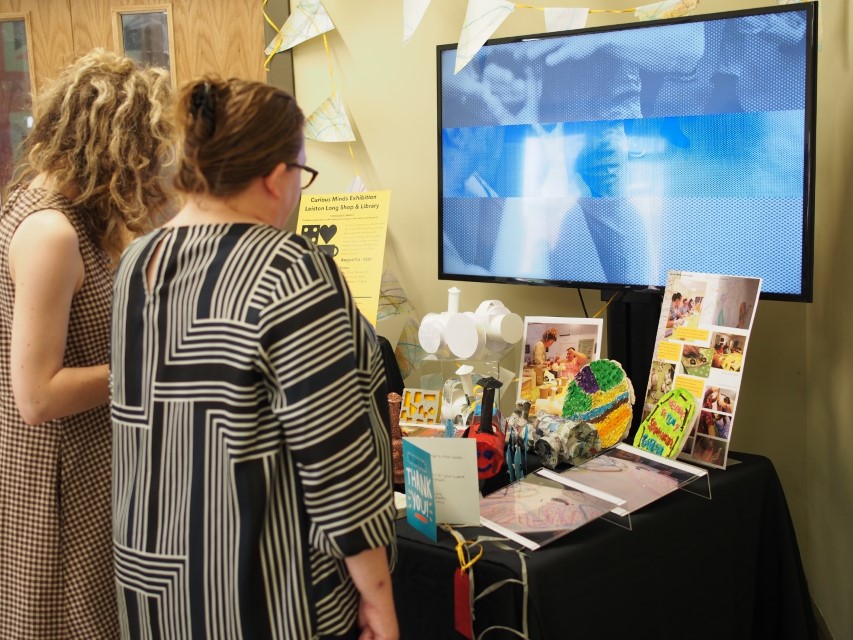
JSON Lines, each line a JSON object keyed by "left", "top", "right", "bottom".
{"left": 0, "top": 19, "right": 33, "bottom": 189}
{"left": 121, "top": 11, "right": 170, "bottom": 72}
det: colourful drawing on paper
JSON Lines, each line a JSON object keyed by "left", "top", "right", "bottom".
{"left": 633, "top": 387, "right": 696, "bottom": 458}
{"left": 543, "top": 8, "right": 589, "bottom": 32}
{"left": 562, "top": 359, "right": 635, "bottom": 448}
{"left": 403, "top": 0, "right": 432, "bottom": 43}
{"left": 304, "top": 91, "right": 355, "bottom": 143}
{"left": 400, "top": 388, "right": 441, "bottom": 425}
{"left": 454, "top": 0, "right": 516, "bottom": 74}
{"left": 479, "top": 479, "right": 612, "bottom": 533}
{"left": 634, "top": 0, "right": 699, "bottom": 21}
{"left": 265, "top": 0, "right": 335, "bottom": 54}
{"left": 567, "top": 447, "right": 690, "bottom": 513}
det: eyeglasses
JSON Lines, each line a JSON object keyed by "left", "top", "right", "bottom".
{"left": 289, "top": 162, "right": 319, "bottom": 190}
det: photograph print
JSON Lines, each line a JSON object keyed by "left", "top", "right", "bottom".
{"left": 518, "top": 316, "right": 603, "bottom": 416}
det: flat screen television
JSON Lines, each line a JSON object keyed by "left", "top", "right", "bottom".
{"left": 437, "top": 3, "right": 817, "bottom": 302}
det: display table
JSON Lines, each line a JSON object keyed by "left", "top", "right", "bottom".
{"left": 393, "top": 452, "right": 817, "bottom": 640}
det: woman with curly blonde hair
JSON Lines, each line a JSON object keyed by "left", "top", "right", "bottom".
{"left": 0, "top": 49, "right": 173, "bottom": 637}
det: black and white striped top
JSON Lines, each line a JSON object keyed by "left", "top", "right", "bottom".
{"left": 110, "top": 224, "right": 395, "bottom": 639}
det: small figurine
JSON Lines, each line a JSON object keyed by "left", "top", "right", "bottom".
{"left": 464, "top": 377, "right": 505, "bottom": 481}
{"left": 504, "top": 401, "right": 531, "bottom": 482}
{"left": 444, "top": 418, "right": 455, "bottom": 439}
{"left": 504, "top": 401, "right": 530, "bottom": 442}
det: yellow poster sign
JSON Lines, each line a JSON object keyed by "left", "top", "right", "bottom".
{"left": 297, "top": 190, "right": 391, "bottom": 325}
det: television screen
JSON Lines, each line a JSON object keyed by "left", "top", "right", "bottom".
{"left": 438, "top": 3, "right": 817, "bottom": 301}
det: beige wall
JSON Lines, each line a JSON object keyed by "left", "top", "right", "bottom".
{"left": 292, "top": 1, "right": 851, "bottom": 637}
{"left": 806, "top": 1, "right": 853, "bottom": 635}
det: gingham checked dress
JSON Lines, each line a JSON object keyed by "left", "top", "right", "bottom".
{"left": 0, "top": 186, "right": 119, "bottom": 638}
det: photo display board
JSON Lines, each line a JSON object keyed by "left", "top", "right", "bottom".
{"left": 640, "top": 270, "right": 761, "bottom": 468}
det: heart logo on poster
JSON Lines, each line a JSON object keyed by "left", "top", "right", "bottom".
{"left": 319, "top": 224, "right": 337, "bottom": 243}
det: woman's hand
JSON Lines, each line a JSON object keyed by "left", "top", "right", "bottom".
{"left": 345, "top": 546, "right": 398, "bottom": 640}
{"left": 357, "top": 597, "right": 399, "bottom": 640}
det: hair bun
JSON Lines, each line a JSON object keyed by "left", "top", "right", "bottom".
{"left": 191, "top": 81, "right": 216, "bottom": 134}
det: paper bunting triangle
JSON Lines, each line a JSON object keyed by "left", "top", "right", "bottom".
{"left": 454, "top": 0, "right": 516, "bottom": 74}
{"left": 347, "top": 175, "right": 367, "bottom": 193}
{"left": 304, "top": 91, "right": 356, "bottom": 142}
{"left": 544, "top": 8, "right": 589, "bottom": 32}
{"left": 265, "top": 0, "right": 335, "bottom": 55}
{"left": 634, "top": 0, "right": 699, "bottom": 21}
{"left": 404, "top": 0, "right": 432, "bottom": 43}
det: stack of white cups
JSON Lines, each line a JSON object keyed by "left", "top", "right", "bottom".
{"left": 418, "top": 287, "right": 523, "bottom": 360}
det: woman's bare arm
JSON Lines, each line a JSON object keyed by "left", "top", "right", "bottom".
{"left": 9, "top": 209, "right": 110, "bottom": 424}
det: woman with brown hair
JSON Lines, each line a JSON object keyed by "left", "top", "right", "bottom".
{"left": 533, "top": 327, "right": 558, "bottom": 366}
{"left": 110, "top": 77, "right": 397, "bottom": 639}
{"left": 0, "top": 50, "right": 173, "bottom": 637}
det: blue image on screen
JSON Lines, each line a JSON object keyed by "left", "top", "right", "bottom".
{"left": 439, "top": 6, "right": 813, "bottom": 298}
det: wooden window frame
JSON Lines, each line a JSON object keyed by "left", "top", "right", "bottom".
{"left": 0, "top": 12, "right": 36, "bottom": 97}
{"left": 112, "top": 4, "right": 176, "bottom": 88}
{"left": 0, "top": 12, "right": 37, "bottom": 190}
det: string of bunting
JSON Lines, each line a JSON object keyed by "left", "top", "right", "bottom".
{"left": 262, "top": 0, "right": 811, "bottom": 184}
{"left": 263, "top": 0, "right": 364, "bottom": 190}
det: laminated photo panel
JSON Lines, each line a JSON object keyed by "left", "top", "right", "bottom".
{"left": 556, "top": 443, "right": 707, "bottom": 517}
{"left": 479, "top": 471, "right": 622, "bottom": 550}
{"left": 642, "top": 271, "right": 761, "bottom": 469}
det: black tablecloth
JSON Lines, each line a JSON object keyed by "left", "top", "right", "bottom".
{"left": 393, "top": 452, "right": 817, "bottom": 640}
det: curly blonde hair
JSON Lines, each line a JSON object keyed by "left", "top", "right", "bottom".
{"left": 7, "top": 49, "right": 175, "bottom": 259}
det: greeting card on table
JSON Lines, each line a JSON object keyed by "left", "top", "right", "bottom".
{"left": 641, "top": 271, "right": 761, "bottom": 469}
{"left": 402, "top": 438, "right": 479, "bottom": 542}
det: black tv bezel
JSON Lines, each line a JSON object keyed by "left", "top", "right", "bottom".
{"left": 436, "top": 2, "right": 818, "bottom": 303}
